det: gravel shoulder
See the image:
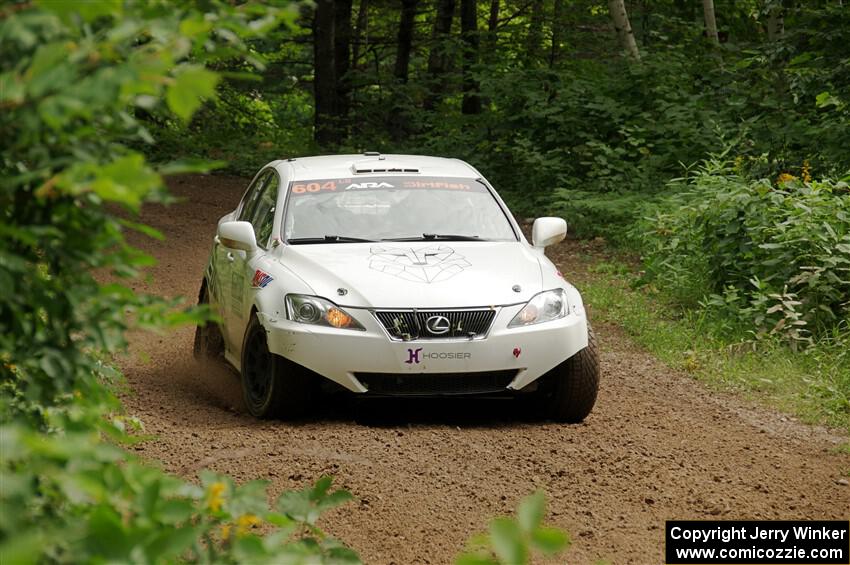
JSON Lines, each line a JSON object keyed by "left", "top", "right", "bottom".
{"left": 119, "top": 174, "right": 849, "bottom": 564}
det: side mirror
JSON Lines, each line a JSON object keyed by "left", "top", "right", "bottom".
{"left": 532, "top": 217, "right": 567, "bottom": 249}
{"left": 218, "top": 221, "right": 257, "bottom": 254}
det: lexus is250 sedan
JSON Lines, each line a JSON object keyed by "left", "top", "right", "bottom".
{"left": 194, "top": 153, "right": 599, "bottom": 421}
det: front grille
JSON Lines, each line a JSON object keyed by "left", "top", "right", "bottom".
{"left": 355, "top": 370, "right": 517, "bottom": 396}
{"left": 374, "top": 309, "right": 496, "bottom": 340}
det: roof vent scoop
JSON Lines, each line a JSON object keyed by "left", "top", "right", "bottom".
{"left": 351, "top": 161, "right": 420, "bottom": 174}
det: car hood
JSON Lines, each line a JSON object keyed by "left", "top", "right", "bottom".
{"left": 278, "top": 242, "right": 543, "bottom": 308}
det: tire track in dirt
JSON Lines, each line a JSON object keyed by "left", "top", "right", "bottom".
{"left": 119, "top": 175, "right": 849, "bottom": 564}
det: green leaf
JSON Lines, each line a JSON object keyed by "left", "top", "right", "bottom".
{"left": 145, "top": 526, "right": 200, "bottom": 561}
{"left": 118, "top": 219, "right": 164, "bottom": 241}
{"left": 37, "top": 0, "right": 122, "bottom": 22}
{"left": 456, "top": 553, "right": 499, "bottom": 565}
{"left": 232, "top": 536, "right": 268, "bottom": 562}
{"left": 0, "top": 531, "right": 44, "bottom": 565}
{"left": 264, "top": 512, "right": 296, "bottom": 529}
{"left": 157, "top": 159, "right": 226, "bottom": 175}
{"left": 815, "top": 91, "right": 841, "bottom": 109}
{"left": 530, "top": 526, "right": 570, "bottom": 555}
{"left": 788, "top": 52, "right": 813, "bottom": 66}
{"left": 138, "top": 478, "right": 161, "bottom": 518}
{"left": 489, "top": 518, "right": 526, "bottom": 565}
{"left": 158, "top": 499, "right": 195, "bottom": 524}
{"left": 311, "top": 475, "right": 333, "bottom": 500}
{"left": 85, "top": 506, "right": 129, "bottom": 560}
{"left": 90, "top": 155, "right": 162, "bottom": 209}
{"left": 0, "top": 71, "right": 25, "bottom": 104}
{"left": 25, "top": 42, "right": 66, "bottom": 82}
{"left": 179, "top": 17, "right": 213, "bottom": 39}
{"left": 166, "top": 66, "right": 220, "bottom": 122}
{"left": 276, "top": 478, "right": 353, "bottom": 526}
{"left": 517, "top": 491, "right": 545, "bottom": 533}
{"left": 317, "top": 489, "right": 355, "bottom": 512}
{"left": 228, "top": 479, "right": 270, "bottom": 517}
{"left": 276, "top": 490, "right": 315, "bottom": 524}
{"left": 324, "top": 544, "right": 363, "bottom": 564}
{"left": 57, "top": 154, "right": 162, "bottom": 210}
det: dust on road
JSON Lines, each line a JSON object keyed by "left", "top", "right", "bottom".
{"left": 120, "top": 174, "right": 849, "bottom": 564}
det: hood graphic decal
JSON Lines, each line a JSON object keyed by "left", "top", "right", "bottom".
{"left": 369, "top": 245, "right": 470, "bottom": 283}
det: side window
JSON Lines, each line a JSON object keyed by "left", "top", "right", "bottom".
{"left": 250, "top": 173, "right": 279, "bottom": 248}
{"left": 238, "top": 172, "right": 270, "bottom": 224}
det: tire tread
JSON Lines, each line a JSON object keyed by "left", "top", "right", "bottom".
{"left": 544, "top": 324, "right": 600, "bottom": 423}
{"left": 242, "top": 313, "right": 313, "bottom": 420}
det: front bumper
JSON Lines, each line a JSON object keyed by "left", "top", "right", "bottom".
{"left": 259, "top": 304, "right": 588, "bottom": 394}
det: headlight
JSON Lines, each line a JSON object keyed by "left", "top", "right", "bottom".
{"left": 508, "top": 289, "right": 568, "bottom": 328}
{"left": 285, "top": 295, "right": 365, "bottom": 330}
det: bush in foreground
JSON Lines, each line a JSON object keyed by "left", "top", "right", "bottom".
{"left": 0, "top": 2, "right": 363, "bottom": 562}
{"left": 1, "top": 425, "right": 356, "bottom": 563}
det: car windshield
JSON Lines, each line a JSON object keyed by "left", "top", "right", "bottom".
{"left": 283, "top": 176, "right": 517, "bottom": 243}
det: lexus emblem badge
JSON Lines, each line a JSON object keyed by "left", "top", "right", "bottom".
{"left": 425, "top": 315, "right": 451, "bottom": 335}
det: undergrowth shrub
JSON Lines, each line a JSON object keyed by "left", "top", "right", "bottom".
{"left": 638, "top": 158, "right": 850, "bottom": 347}
{"left": 457, "top": 491, "right": 569, "bottom": 565}
{"left": 0, "top": 3, "right": 365, "bottom": 563}
{"left": 0, "top": 427, "right": 356, "bottom": 563}
{"left": 147, "top": 82, "right": 316, "bottom": 177}
{"left": 551, "top": 189, "right": 659, "bottom": 244}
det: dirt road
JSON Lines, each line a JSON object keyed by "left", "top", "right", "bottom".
{"left": 120, "top": 175, "right": 849, "bottom": 564}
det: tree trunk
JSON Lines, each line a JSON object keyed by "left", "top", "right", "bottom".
{"left": 394, "top": 0, "right": 418, "bottom": 83}
{"left": 352, "top": 0, "right": 368, "bottom": 67}
{"left": 525, "top": 0, "right": 544, "bottom": 65}
{"left": 639, "top": 0, "right": 651, "bottom": 46}
{"left": 424, "top": 0, "right": 455, "bottom": 111}
{"left": 460, "top": 0, "right": 481, "bottom": 114}
{"left": 333, "top": 0, "right": 353, "bottom": 134}
{"left": 607, "top": 0, "right": 640, "bottom": 60}
{"left": 703, "top": 0, "right": 720, "bottom": 45}
{"left": 390, "top": 0, "right": 418, "bottom": 141}
{"left": 550, "top": 0, "right": 564, "bottom": 67}
{"left": 767, "top": 4, "right": 784, "bottom": 41}
{"left": 486, "top": 0, "right": 500, "bottom": 53}
{"left": 313, "top": 0, "right": 336, "bottom": 145}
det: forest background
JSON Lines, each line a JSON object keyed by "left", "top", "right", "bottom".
{"left": 1, "top": 0, "right": 848, "bottom": 562}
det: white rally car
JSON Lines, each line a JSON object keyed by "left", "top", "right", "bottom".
{"left": 194, "top": 154, "right": 599, "bottom": 421}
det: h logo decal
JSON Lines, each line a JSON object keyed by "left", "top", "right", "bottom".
{"left": 405, "top": 348, "right": 423, "bottom": 364}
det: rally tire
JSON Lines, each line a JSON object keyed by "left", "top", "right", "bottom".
{"left": 193, "top": 280, "right": 224, "bottom": 363}
{"left": 240, "top": 313, "right": 313, "bottom": 419}
{"left": 539, "top": 324, "right": 600, "bottom": 423}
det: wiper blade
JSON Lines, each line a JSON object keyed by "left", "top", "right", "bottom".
{"left": 287, "top": 235, "right": 376, "bottom": 244}
{"left": 382, "top": 233, "right": 486, "bottom": 242}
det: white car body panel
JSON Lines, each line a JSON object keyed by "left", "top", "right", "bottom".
{"left": 258, "top": 299, "right": 587, "bottom": 393}
{"left": 278, "top": 242, "right": 543, "bottom": 308}
{"left": 204, "top": 154, "right": 590, "bottom": 395}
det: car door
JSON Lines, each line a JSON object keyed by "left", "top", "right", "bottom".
{"left": 214, "top": 171, "right": 272, "bottom": 355}
{"left": 226, "top": 170, "right": 280, "bottom": 353}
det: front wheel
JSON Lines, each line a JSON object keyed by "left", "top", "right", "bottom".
{"left": 240, "top": 313, "right": 313, "bottom": 419}
{"left": 536, "top": 324, "right": 600, "bottom": 423}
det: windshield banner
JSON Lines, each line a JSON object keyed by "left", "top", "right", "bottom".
{"left": 288, "top": 176, "right": 485, "bottom": 196}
